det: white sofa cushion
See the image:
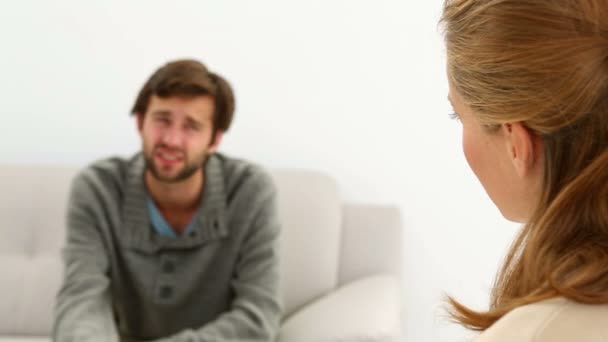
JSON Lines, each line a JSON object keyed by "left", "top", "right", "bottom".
{"left": 278, "top": 275, "right": 402, "bottom": 342}
{"left": 0, "top": 256, "right": 62, "bottom": 336}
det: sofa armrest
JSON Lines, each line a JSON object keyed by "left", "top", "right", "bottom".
{"left": 278, "top": 275, "right": 402, "bottom": 342}
{"left": 339, "top": 204, "right": 403, "bottom": 286}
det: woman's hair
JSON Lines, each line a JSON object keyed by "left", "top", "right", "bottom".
{"left": 441, "top": 0, "right": 608, "bottom": 331}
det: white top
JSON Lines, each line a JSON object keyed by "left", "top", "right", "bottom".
{"left": 475, "top": 297, "right": 608, "bottom": 342}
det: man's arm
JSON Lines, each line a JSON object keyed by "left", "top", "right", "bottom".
{"left": 53, "top": 172, "right": 120, "bottom": 342}
{"left": 156, "top": 172, "right": 283, "bottom": 342}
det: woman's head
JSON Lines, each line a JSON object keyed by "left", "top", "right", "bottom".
{"left": 448, "top": 85, "right": 546, "bottom": 223}
{"left": 441, "top": 0, "right": 608, "bottom": 330}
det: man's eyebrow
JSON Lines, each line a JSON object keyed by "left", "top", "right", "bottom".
{"left": 447, "top": 95, "right": 454, "bottom": 107}
{"left": 151, "top": 110, "right": 171, "bottom": 116}
{"left": 185, "top": 116, "right": 202, "bottom": 126}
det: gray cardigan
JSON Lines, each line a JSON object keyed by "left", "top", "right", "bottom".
{"left": 53, "top": 153, "right": 282, "bottom": 342}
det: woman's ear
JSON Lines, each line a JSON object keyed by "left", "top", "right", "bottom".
{"left": 502, "top": 123, "right": 542, "bottom": 178}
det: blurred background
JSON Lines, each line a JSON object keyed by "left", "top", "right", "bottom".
{"left": 0, "top": 1, "right": 519, "bottom": 341}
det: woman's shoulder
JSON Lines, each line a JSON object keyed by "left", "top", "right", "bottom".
{"left": 474, "top": 297, "right": 608, "bottom": 342}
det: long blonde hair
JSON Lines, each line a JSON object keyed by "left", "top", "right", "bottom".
{"left": 441, "top": 0, "right": 608, "bottom": 330}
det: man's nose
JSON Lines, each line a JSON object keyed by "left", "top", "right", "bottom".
{"left": 161, "top": 126, "right": 183, "bottom": 147}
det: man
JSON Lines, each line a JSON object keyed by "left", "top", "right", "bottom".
{"left": 53, "top": 59, "right": 282, "bottom": 341}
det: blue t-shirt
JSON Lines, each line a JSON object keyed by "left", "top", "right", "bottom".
{"left": 146, "top": 197, "right": 197, "bottom": 238}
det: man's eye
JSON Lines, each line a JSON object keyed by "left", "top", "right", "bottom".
{"left": 449, "top": 112, "right": 460, "bottom": 121}
{"left": 187, "top": 123, "right": 201, "bottom": 131}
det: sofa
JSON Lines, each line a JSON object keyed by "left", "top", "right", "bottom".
{"left": 0, "top": 165, "right": 403, "bottom": 342}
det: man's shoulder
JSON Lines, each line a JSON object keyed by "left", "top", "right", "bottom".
{"left": 72, "top": 154, "right": 141, "bottom": 195}
{"left": 213, "top": 153, "right": 275, "bottom": 200}
{"left": 475, "top": 298, "right": 608, "bottom": 342}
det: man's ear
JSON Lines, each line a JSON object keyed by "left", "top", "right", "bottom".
{"left": 502, "top": 122, "right": 541, "bottom": 178}
{"left": 208, "top": 130, "right": 224, "bottom": 154}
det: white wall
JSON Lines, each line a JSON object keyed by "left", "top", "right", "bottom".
{"left": 0, "top": 1, "right": 520, "bottom": 341}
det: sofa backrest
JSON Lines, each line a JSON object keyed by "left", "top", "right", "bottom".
{"left": 0, "top": 166, "right": 76, "bottom": 335}
{"left": 271, "top": 171, "right": 342, "bottom": 316}
{"left": 0, "top": 165, "right": 343, "bottom": 334}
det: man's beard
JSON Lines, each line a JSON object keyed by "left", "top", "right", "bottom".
{"left": 144, "top": 146, "right": 205, "bottom": 183}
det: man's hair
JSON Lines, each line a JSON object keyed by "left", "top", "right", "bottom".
{"left": 131, "top": 59, "right": 235, "bottom": 134}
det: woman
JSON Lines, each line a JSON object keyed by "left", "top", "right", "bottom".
{"left": 441, "top": 0, "right": 608, "bottom": 340}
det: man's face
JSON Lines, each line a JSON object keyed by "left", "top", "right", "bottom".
{"left": 138, "top": 95, "right": 221, "bottom": 183}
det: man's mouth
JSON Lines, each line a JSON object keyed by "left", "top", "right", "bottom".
{"left": 155, "top": 148, "right": 184, "bottom": 166}
{"left": 158, "top": 152, "right": 180, "bottom": 161}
